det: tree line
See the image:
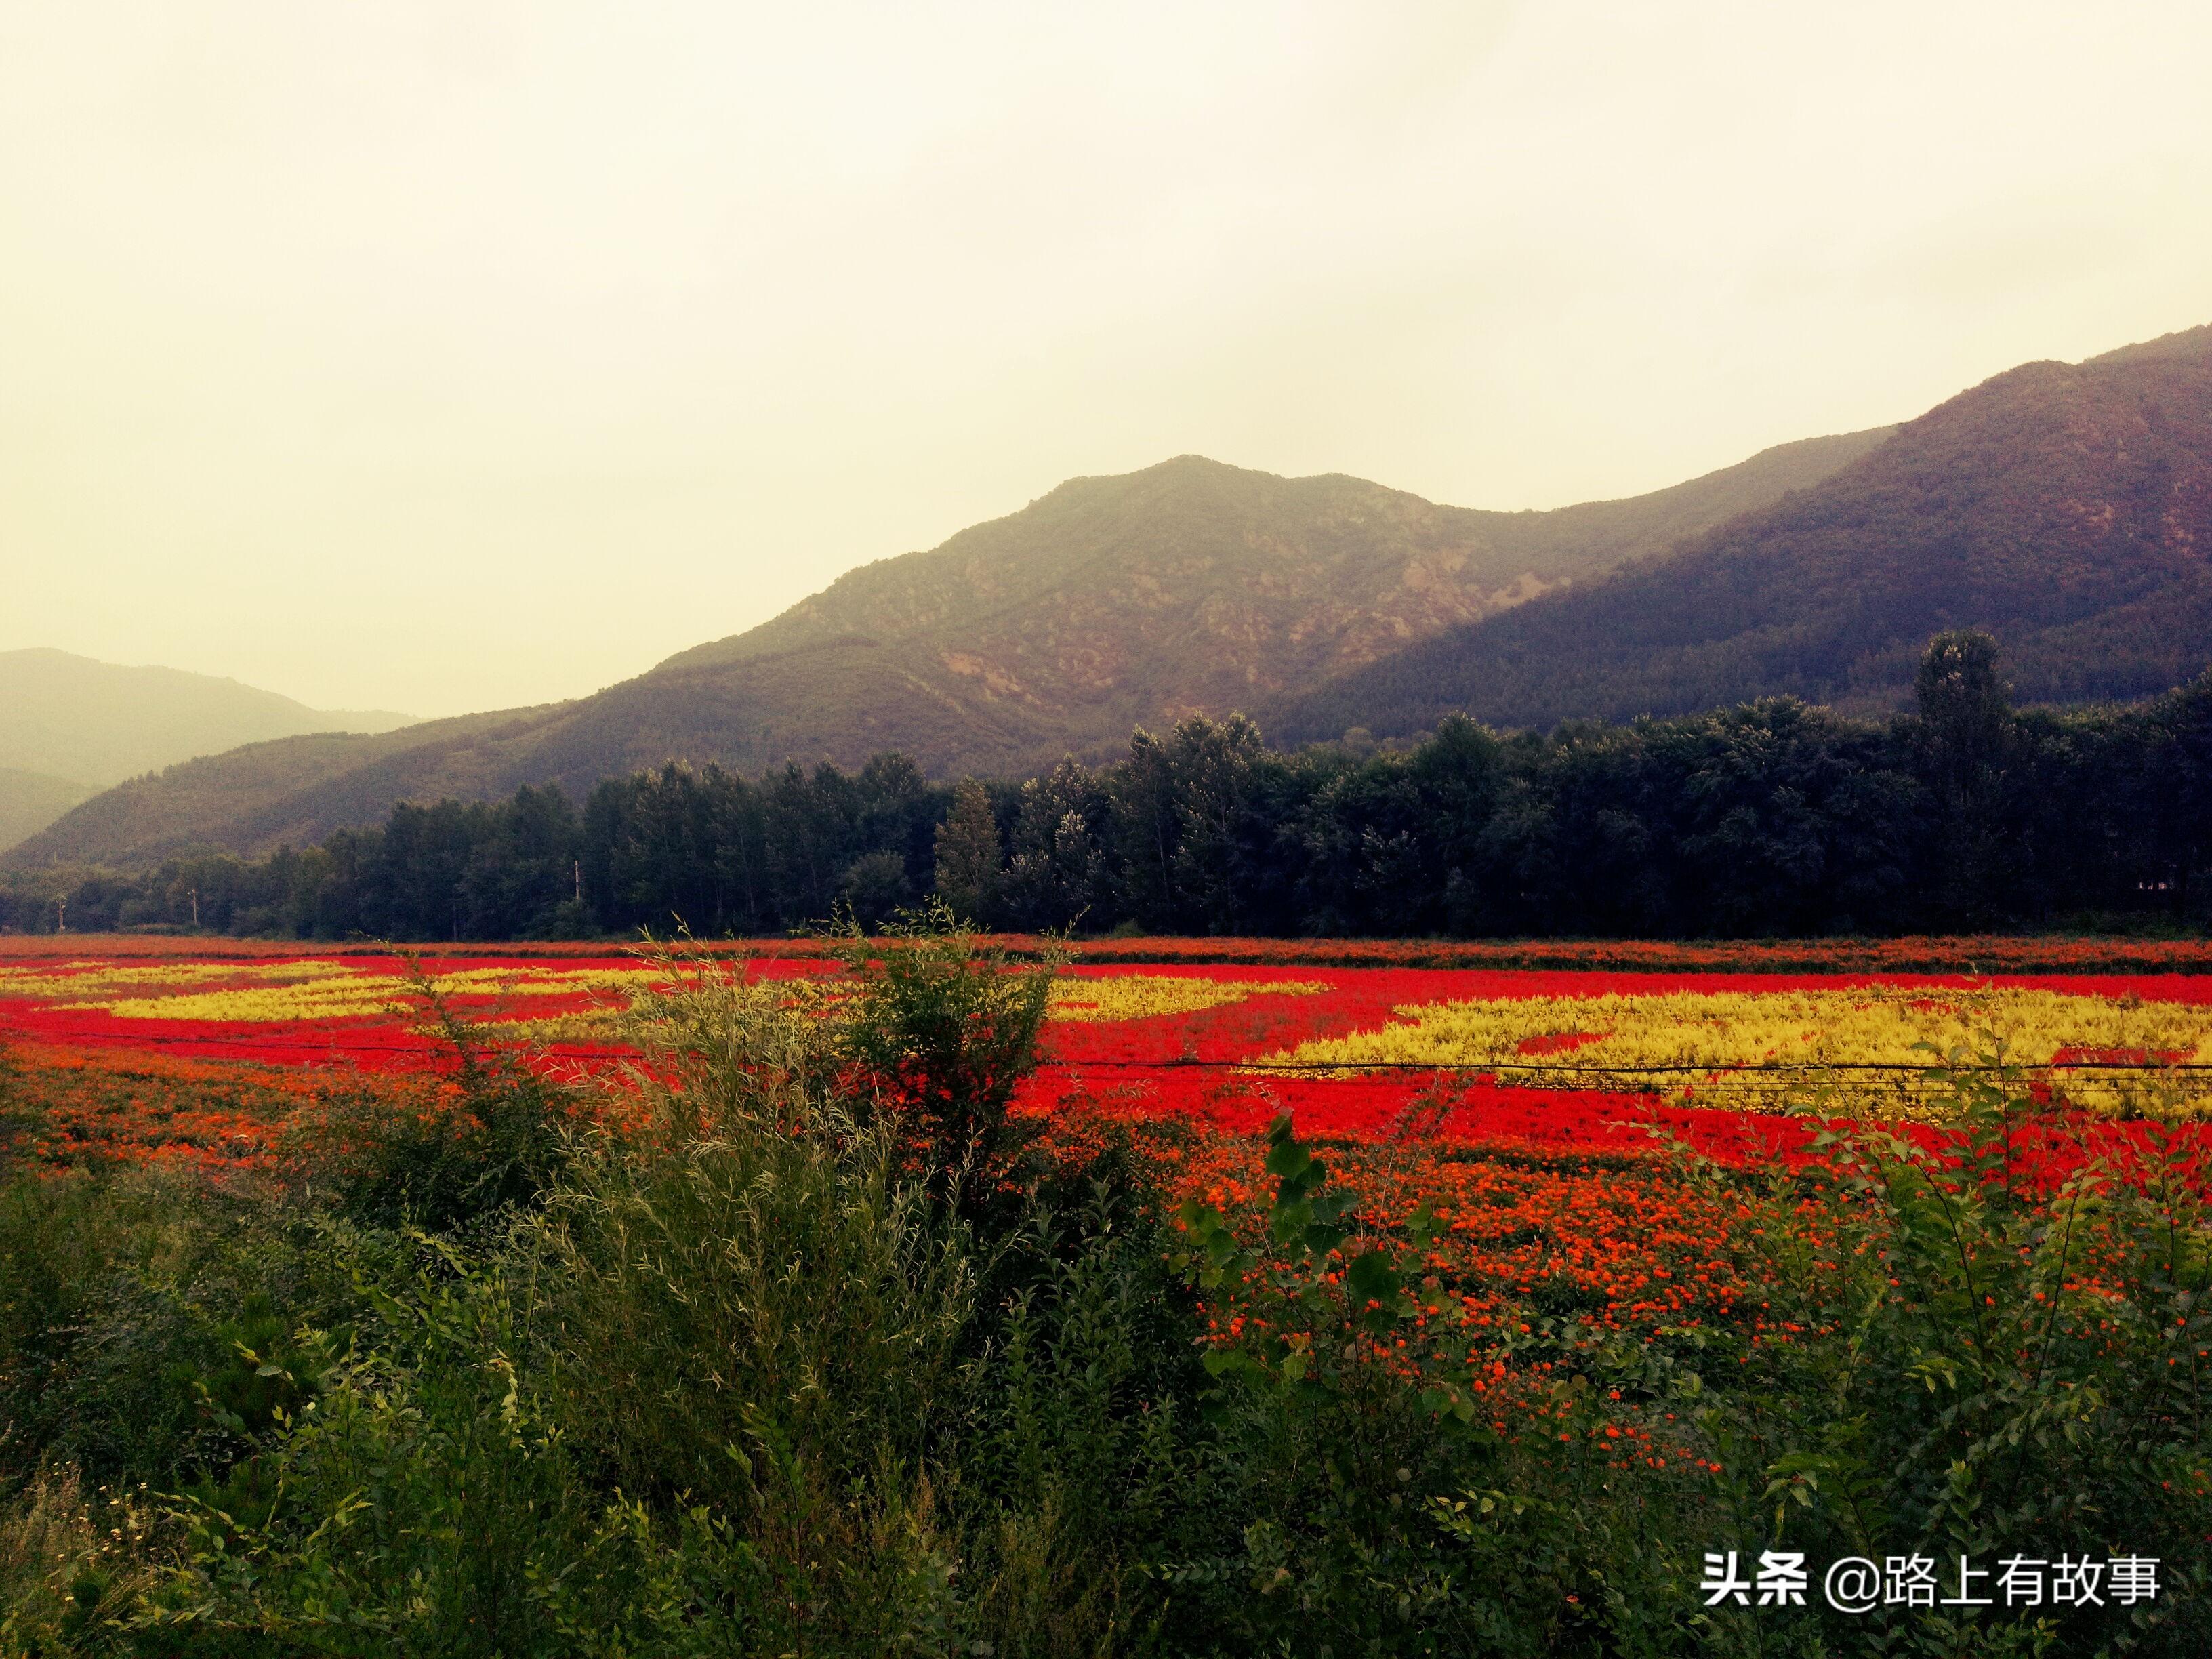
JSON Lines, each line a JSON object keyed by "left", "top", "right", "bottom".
{"left": 5, "top": 633, "right": 2209, "bottom": 941}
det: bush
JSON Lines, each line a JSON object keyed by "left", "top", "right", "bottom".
{"left": 1160, "top": 1080, "right": 2212, "bottom": 1657}
{"left": 524, "top": 954, "right": 981, "bottom": 1517}
{"left": 1694, "top": 1052, "right": 2212, "bottom": 1655}
{"left": 0, "top": 1168, "right": 352, "bottom": 1493}
{"left": 0, "top": 1466, "right": 161, "bottom": 1657}
{"left": 828, "top": 899, "right": 1061, "bottom": 1214}
{"left": 281, "top": 957, "right": 569, "bottom": 1232}
{"left": 126, "top": 924, "right": 1202, "bottom": 1654}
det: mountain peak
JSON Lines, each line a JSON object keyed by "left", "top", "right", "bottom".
{"left": 13, "top": 424, "right": 1898, "bottom": 867}
{"left": 30, "top": 323, "right": 2196, "bottom": 870}
{"left": 1271, "top": 326, "right": 2212, "bottom": 741}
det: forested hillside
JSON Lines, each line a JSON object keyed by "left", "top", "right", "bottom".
{"left": 0, "top": 769, "right": 92, "bottom": 853}
{"left": 13, "top": 636, "right": 2209, "bottom": 941}
{"left": 9, "top": 436, "right": 1883, "bottom": 865}
{"left": 1272, "top": 325, "right": 2212, "bottom": 740}
{"left": 0, "top": 650, "right": 419, "bottom": 851}
{"left": 6, "top": 709, "right": 562, "bottom": 867}
{"left": 17, "top": 323, "right": 2207, "bottom": 872}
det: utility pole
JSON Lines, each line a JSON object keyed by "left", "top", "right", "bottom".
{"left": 574, "top": 859, "right": 583, "bottom": 905}
{"left": 55, "top": 895, "right": 66, "bottom": 933}
{"left": 189, "top": 888, "right": 199, "bottom": 928}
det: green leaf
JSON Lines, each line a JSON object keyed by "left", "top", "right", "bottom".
{"left": 1265, "top": 1138, "right": 1313, "bottom": 1182}
{"left": 1346, "top": 1248, "right": 1401, "bottom": 1307}
{"left": 1304, "top": 1223, "right": 1348, "bottom": 1257}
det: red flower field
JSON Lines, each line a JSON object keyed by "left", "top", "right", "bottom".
{"left": 4, "top": 936, "right": 2207, "bottom": 1558}
{"left": 3, "top": 940, "right": 2207, "bottom": 1190}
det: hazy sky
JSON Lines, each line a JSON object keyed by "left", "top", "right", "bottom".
{"left": 5, "top": 1, "right": 2209, "bottom": 718}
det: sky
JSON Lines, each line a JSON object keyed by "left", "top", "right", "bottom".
{"left": 3, "top": 1, "right": 2209, "bottom": 719}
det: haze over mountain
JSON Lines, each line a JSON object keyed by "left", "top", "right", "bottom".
{"left": 14, "top": 321, "right": 2212, "bottom": 874}
{"left": 1270, "top": 323, "right": 2212, "bottom": 742}
{"left": 0, "top": 769, "right": 94, "bottom": 857}
{"left": 0, "top": 651, "right": 417, "bottom": 853}
{"left": 5, "top": 430, "right": 1886, "bottom": 868}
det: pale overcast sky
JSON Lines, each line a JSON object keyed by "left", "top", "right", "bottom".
{"left": 4, "top": 1, "right": 2209, "bottom": 717}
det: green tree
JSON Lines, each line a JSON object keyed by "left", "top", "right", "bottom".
{"left": 932, "top": 779, "right": 1002, "bottom": 925}
{"left": 1002, "top": 758, "right": 1104, "bottom": 932}
{"left": 1914, "top": 628, "right": 2016, "bottom": 924}
{"left": 2143, "top": 670, "right": 2212, "bottom": 919}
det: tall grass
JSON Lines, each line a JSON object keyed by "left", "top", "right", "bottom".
{"left": 2, "top": 931, "right": 2208, "bottom": 1655}
{"left": 523, "top": 951, "right": 983, "bottom": 1615}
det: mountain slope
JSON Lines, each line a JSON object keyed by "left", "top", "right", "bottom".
{"left": 0, "top": 649, "right": 417, "bottom": 787}
{"left": 0, "top": 768, "right": 95, "bottom": 854}
{"left": 1269, "top": 327, "right": 2212, "bottom": 741}
{"left": 9, "top": 434, "right": 1885, "bottom": 866}
{"left": 5, "top": 710, "right": 556, "bottom": 869}
{"left": 667, "top": 436, "right": 1889, "bottom": 687}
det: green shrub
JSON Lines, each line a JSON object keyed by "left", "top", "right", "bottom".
{"left": 523, "top": 960, "right": 981, "bottom": 1515}
{"left": 1690, "top": 1051, "right": 2212, "bottom": 1656}
{"left": 0, "top": 1466, "right": 162, "bottom": 1658}
{"left": 954, "top": 1173, "right": 1210, "bottom": 1656}
{"left": 281, "top": 958, "right": 569, "bottom": 1233}
{"left": 828, "top": 900, "right": 1061, "bottom": 1214}
{"left": 0, "top": 1169, "right": 350, "bottom": 1492}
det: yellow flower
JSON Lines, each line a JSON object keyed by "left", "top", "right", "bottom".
{"left": 1257, "top": 985, "right": 2212, "bottom": 1117}
{"left": 1046, "top": 975, "right": 1327, "bottom": 1023}
{"left": 73, "top": 964, "right": 659, "bottom": 1023}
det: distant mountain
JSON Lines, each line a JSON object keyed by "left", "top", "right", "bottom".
{"left": 0, "top": 650, "right": 418, "bottom": 852}
{"left": 1269, "top": 323, "right": 2212, "bottom": 742}
{"left": 22, "top": 314, "right": 2211, "bottom": 877}
{"left": 8, "top": 434, "right": 1886, "bottom": 867}
{"left": 7, "top": 711, "right": 550, "bottom": 867}
{"left": 0, "top": 769, "right": 94, "bottom": 855}
{"left": 0, "top": 649, "right": 416, "bottom": 785}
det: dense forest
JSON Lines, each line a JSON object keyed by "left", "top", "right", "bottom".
{"left": 5, "top": 634, "right": 2209, "bottom": 941}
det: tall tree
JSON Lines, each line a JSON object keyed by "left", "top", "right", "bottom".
{"left": 932, "top": 779, "right": 1002, "bottom": 925}
{"left": 1914, "top": 628, "right": 2016, "bottom": 924}
{"left": 1003, "top": 759, "right": 1105, "bottom": 932}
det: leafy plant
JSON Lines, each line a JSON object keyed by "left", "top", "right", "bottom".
{"left": 829, "top": 899, "right": 1063, "bottom": 1213}
{"left": 282, "top": 951, "right": 569, "bottom": 1231}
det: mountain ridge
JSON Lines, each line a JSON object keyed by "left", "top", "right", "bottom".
{"left": 7, "top": 428, "right": 1892, "bottom": 867}
{"left": 16, "top": 319, "right": 2210, "bottom": 873}
{"left": 0, "top": 768, "right": 95, "bottom": 855}
{"left": 0, "top": 650, "right": 421, "bottom": 851}
{"left": 1266, "top": 331, "right": 2212, "bottom": 741}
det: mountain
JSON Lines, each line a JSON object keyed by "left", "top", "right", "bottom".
{"left": 0, "top": 769, "right": 95, "bottom": 855}
{"left": 21, "top": 321, "right": 2212, "bottom": 874}
{"left": 7, "top": 434, "right": 1887, "bottom": 868}
{"left": 1269, "top": 323, "right": 2212, "bottom": 742}
{"left": 0, "top": 650, "right": 419, "bottom": 852}
{"left": 0, "top": 649, "right": 416, "bottom": 785}
{"left": 7, "top": 711, "right": 552, "bottom": 868}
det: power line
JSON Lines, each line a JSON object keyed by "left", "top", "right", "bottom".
{"left": 12, "top": 1027, "right": 2206, "bottom": 1078}
{"left": 1032, "top": 1057, "right": 2212, "bottom": 1075}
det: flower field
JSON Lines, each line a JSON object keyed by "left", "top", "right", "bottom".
{"left": 9, "top": 930, "right": 2212, "bottom": 973}
{"left": 3, "top": 943, "right": 2207, "bottom": 1352}
{"left": 4, "top": 943, "right": 2209, "bottom": 1183}
{"left": 7, "top": 940, "right": 2200, "bottom": 1425}
{"left": 5, "top": 939, "right": 2210, "bottom": 1652}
